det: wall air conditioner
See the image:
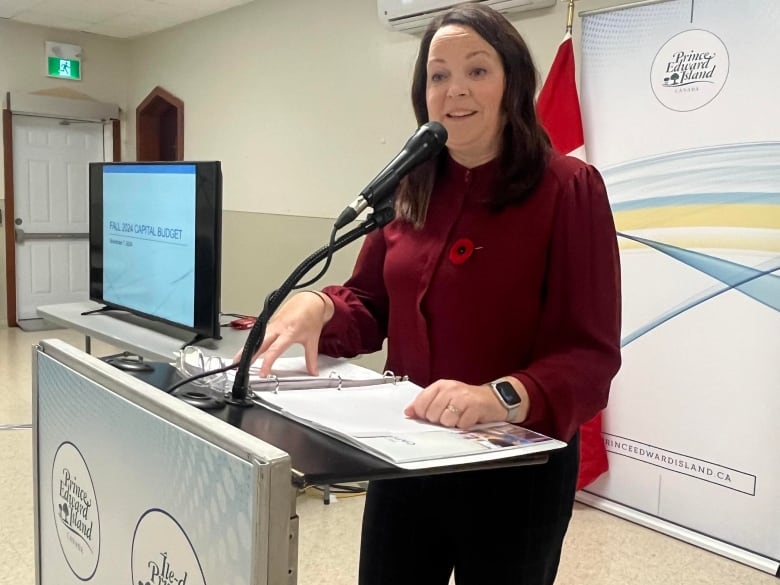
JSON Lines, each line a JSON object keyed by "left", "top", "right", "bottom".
{"left": 378, "top": 0, "right": 557, "bottom": 33}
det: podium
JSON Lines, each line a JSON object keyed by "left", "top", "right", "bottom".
{"left": 34, "top": 339, "right": 294, "bottom": 584}
{"left": 33, "top": 338, "right": 548, "bottom": 584}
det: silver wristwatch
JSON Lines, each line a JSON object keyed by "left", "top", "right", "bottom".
{"left": 489, "top": 381, "right": 522, "bottom": 422}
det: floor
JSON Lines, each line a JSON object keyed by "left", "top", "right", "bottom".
{"left": 0, "top": 325, "right": 775, "bottom": 585}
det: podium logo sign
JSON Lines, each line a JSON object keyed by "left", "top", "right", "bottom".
{"left": 651, "top": 29, "right": 730, "bottom": 112}
{"left": 132, "top": 509, "right": 206, "bottom": 585}
{"left": 51, "top": 441, "right": 101, "bottom": 579}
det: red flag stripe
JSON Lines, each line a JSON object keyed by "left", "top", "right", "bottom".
{"left": 537, "top": 35, "right": 585, "bottom": 157}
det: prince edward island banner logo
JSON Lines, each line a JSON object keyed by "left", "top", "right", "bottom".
{"left": 52, "top": 441, "right": 101, "bottom": 580}
{"left": 132, "top": 509, "right": 206, "bottom": 585}
{"left": 651, "top": 29, "right": 730, "bottom": 112}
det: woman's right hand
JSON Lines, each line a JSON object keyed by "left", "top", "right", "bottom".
{"left": 236, "top": 291, "right": 334, "bottom": 377}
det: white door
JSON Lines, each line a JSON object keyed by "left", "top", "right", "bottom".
{"left": 13, "top": 115, "right": 105, "bottom": 320}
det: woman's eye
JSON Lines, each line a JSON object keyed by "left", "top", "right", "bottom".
{"left": 471, "top": 67, "right": 487, "bottom": 78}
{"left": 430, "top": 72, "right": 447, "bottom": 83}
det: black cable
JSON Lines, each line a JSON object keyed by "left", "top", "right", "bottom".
{"left": 166, "top": 361, "right": 238, "bottom": 394}
{"left": 99, "top": 350, "right": 134, "bottom": 360}
{"left": 293, "top": 225, "right": 339, "bottom": 290}
{"left": 311, "top": 483, "right": 366, "bottom": 494}
{"left": 166, "top": 205, "right": 395, "bottom": 401}
{"left": 230, "top": 216, "right": 389, "bottom": 403}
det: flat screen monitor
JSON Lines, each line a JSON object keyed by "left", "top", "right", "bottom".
{"left": 89, "top": 161, "right": 222, "bottom": 340}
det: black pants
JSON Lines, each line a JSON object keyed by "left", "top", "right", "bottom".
{"left": 358, "top": 433, "right": 579, "bottom": 585}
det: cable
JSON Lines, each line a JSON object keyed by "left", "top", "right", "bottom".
{"left": 169, "top": 207, "right": 395, "bottom": 402}
{"left": 312, "top": 483, "right": 366, "bottom": 494}
{"left": 166, "top": 361, "right": 238, "bottom": 394}
{"left": 292, "top": 224, "right": 339, "bottom": 290}
{"left": 303, "top": 484, "right": 367, "bottom": 501}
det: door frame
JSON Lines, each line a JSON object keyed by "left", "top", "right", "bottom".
{"left": 3, "top": 92, "right": 121, "bottom": 327}
{"left": 136, "top": 86, "right": 184, "bottom": 161}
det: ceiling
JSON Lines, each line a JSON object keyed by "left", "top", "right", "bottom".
{"left": 0, "top": 0, "right": 255, "bottom": 39}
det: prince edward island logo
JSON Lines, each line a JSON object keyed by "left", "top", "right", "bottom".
{"left": 132, "top": 509, "right": 207, "bottom": 585}
{"left": 52, "top": 442, "right": 101, "bottom": 579}
{"left": 651, "top": 29, "right": 729, "bottom": 112}
{"left": 137, "top": 552, "right": 190, "bottom": 585}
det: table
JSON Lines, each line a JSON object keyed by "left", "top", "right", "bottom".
{"left": 37, "top": 301, "right": 257, "bottom": 361}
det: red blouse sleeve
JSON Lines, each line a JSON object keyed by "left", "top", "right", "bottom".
{"left": 513, "top": 163, "right": 622, "bottom": 440}
{"left": 317, "top": 230, "right": 390, "bottom": 358}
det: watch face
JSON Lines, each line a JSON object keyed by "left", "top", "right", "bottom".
{"left": 495, "top": 381, "right": 522, "bottom": 407}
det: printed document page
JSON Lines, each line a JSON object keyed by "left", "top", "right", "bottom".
{"left": 255, "top": 379, "right": 566, "bottom": 470}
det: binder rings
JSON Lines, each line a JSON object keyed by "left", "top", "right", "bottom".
{"left": 181, "top": 354, "right": 567, "bottom": 470}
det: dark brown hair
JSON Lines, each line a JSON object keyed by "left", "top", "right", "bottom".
{"left": 396, "top": 2, "right": 551, "bottom": 226}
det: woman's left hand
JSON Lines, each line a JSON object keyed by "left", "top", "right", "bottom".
{"left": 403, "top": 379, "right": 508, "bottom": 429}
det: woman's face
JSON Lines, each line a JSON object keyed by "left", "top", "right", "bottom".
{"left": 425, "top": 24, "right": 506, "bottom": 167}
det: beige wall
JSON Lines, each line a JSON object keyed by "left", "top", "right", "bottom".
{"left": 123, "top": 0, "right": 620, "bottom": 218}
{"left": 1, "top": 0, "right": 628, "bottom": 333}
{"left": 0, "top": 19, "right": 130, "bottom": 325}
{"left": 219, "top": 209, "right": 393, "bottom": 372}
{"left": 0, "top": 19, "right": 131, "bottom": 175}
{"left": 125, "top": 0, "right": 419, "bottom": 218}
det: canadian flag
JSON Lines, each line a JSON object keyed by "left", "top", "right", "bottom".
{"left": 537, "top": 33, "right": 586, "bottom": 160}
{"left": 537, "top": 33, "right": 609, "bottom": 491}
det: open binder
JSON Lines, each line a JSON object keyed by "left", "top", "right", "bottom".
{"left": 183, "top": 355, "right": 567, "bottom": 470}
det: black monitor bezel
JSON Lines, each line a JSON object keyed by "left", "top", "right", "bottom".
{"left": 88, "top": 161, "right": 222, "bottom": 340}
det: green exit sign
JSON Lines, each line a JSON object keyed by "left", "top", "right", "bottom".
{"left": 48, "top": 57, "right": 81, "bottom": 80}
{"left": 45, "top": 41, "right": 82, "bottom": 81}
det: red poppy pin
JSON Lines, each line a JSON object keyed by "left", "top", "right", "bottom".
{"left": 448, "top": 237, "right": 475, "bottom": 265}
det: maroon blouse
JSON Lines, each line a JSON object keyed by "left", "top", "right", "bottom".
{"left": 320, "top": 152, "right": 621, "bottom": 441}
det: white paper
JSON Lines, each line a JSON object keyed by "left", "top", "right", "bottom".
{"left": 254, "top": 379, "right": 567, "bottom": 468}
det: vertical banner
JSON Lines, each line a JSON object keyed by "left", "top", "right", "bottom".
{"left": 579, "top": 0, "right": 780, "bottom": 573}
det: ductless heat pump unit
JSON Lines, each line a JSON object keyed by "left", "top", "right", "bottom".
{"left": 378, "top": 0, "right": 557, "bottom": 33}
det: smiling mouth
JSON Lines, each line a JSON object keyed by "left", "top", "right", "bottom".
{"left": 447, "top": 111, "right": 476, "bottom": 119}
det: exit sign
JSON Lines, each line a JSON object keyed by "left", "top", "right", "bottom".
{"left": 45, "top": 41, "right": 82, "bottom": 81}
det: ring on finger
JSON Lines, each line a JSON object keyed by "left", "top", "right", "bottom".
{"left": 446, "top": 403, "right": 462, "bottom": 416}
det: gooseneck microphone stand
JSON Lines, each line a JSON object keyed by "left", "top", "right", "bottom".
{"left": 227, "top": 202, "right": 396, "bottom": 405}
{"left": 166, "top": 122, "right": 447, "bottom": 406}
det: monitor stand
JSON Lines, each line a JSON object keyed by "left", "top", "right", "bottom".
{"left": 181, "top": 331, "right": 224, "bottom": 349}
{"left": 80, "top": 304, "right": 117, "bottom": 316}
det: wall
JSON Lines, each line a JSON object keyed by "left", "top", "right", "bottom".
{"left": 121, "top": 0, "right": 628, "bottom": 372}
{"left": 125, "top": 0, "right": 621, "bottom": 218}
{"left": 2, "top": 0, "right": 630, "bottom": 354}
{"left": 0, "top": 19, "right": 130, "bottom": 325}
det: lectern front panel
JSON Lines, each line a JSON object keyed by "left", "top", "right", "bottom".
{"left": 33, "top": 340, "right": 292, "bottom": 585}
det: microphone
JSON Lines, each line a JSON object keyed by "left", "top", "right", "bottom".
{"left": 335, "top": 121, "right": 448, "bottom": 229}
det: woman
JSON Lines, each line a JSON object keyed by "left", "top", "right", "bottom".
{"left": 254, "top": 4, "right": 621, "bottom": 584}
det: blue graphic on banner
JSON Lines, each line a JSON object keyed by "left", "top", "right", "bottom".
{"left": 603, "top": 141, "right": 780, "bottom": 346}
{"left": 617, "top": 232, "right": 780, "bottom": 346}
